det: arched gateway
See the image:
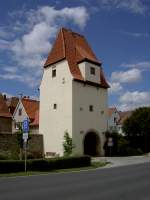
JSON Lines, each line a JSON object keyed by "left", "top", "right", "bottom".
{"left": 83, "top": 132, "right": 100, "bottom": 156}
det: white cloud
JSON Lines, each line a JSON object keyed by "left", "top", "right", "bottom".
{"left": 97, "top": 0, "right": 146, "bottom": 14}
{"left": 118, "top": 91, "right": 150, "bottom": 111}
{"left": 0, "top": 6, "right": 89, "bottom": 88}
{"left": 111, "top": 68, "right": 142, "bottom": 83}
{"left": 0, "top": 39, "right": 11, "bottom": 50}
{"left": 121, "top": 61, "right": 150, "bottom": 70}
{"left": 108, "top": 82, "right": 123, "bottom": 94}
{"left": 3, "top": 66, "right": 18, "bottom": 73}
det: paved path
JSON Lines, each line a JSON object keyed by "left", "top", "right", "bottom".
{"left": 1, "top": 162, "right": 150, "bottom": 200}
{"left": 92, "top": 155, "right": 150, "bottom": 168}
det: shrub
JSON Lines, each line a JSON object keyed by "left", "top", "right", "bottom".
{"left": 63, "top": 132, "right": 75, "bottom": 156}
{"left": 0, "top": 156, "right": 91, "bottom": 173}
{"left": 0, "top": 160, "right": 24, "bottom": 173}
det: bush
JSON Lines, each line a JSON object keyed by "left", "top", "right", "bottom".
{"left": 0, "top": 160, "right": 24, "bottom": 173}
{"left": 126, "top": 147, "right": 144, "bottom": 156}
{"left": 0, "top": 156, "right": 91, "bottom": 173}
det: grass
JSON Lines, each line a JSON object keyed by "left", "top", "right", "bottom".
{"left": 0, "top": 161, "right": 107, "bottom": 177}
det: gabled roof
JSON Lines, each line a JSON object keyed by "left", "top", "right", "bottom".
{"left": 108, "top": 107, "right": 118, "bottom": 117}
{"left": 6, "top": 97, "right": 19, "bottom": 115}
{"left": 44, "top": 27, "right": 109, "bottom": 88}
{"left": 0, "top": 94, "right": 12, "bottom": 118}
{"left": 118, "top": 111, "right": 133, "bottom": 125}
{"left": 30, "top": 110, "right": 39, "bottom": 127}
{"left": 21, "top": 98, "right": 39, "bottom": 121}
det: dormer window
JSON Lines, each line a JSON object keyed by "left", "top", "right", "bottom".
{"left": 90, "top": 67, "right": 95, "bottom": 75}
{"left": 52, "top": 68, "right": 56, "bottom": 77}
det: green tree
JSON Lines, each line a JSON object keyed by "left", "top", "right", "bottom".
{"left": 123, "top": 107, "right": 150, "bottom": 152}
{"left": 63, "top": 132, "right": 74, "bottom": 156}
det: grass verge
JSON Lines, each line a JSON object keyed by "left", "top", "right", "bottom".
{"left": 0, "top": 162, "right": 107, "bottom": 177}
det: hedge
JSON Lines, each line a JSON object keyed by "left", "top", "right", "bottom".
{"left": 0, "top": 156, "right": 91, "bottom": 173}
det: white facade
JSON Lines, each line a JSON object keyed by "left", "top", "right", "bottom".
{"left": 108, "top": 110, "right": 120, "bottom": 132}
{"left": 40, "top": 60, "right": 108, "bottom": 157}
{"left": 12, "top": 100, "right": 28, "bottom": 132}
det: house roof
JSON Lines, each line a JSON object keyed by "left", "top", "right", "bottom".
{"left": 108, "top": 107, "right": 118, "bottom": 117}
{"left": 6, "top": 97, "right": 19, "bottom": 115}
{"left": 118, "top": 111, "right": 132, "bottom": 125}
{"left": 30, "top": 110, "right": 39, "bottom": 127}
{"left": 0, "top": 94, "right": 12, "bottom": 118}
{"left": 44, "top": 27, "right": 109, "bottom": 88}
{"left": 21, "top": 98, "right": 39, "bottom": 120}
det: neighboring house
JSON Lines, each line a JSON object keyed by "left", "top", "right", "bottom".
{"left": 118, "top": 111, "right": 132, "bottom": 135}
{"left": 40, "top": 27, "right": 109, "bottom": 157}
{"left": 0, "top": 93, "right": 12, "bottom": 134}
{"left": 5, "top": 96, "right": 19, "bottom": 115}
{"left": 108, "top": 107, "right": 120, "bottom": 132}
{"left": 13, "top": 97, "right": 39, "bottom": 134}
{"left": 30, "top": 110, "right": 39, "bottom": 134}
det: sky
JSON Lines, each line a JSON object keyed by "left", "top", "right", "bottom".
{"left": 0, "top": 0, "right": 150, "bottom": 111}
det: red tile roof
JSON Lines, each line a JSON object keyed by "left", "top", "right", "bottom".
{"left": 6, "top": 97, "right": 19, "bottom": 115}
{"left": 22, "top": 98, "right": 39, "bottom": 121}
{"left": 44, "top": 27, "right": 109, "bottom": 88}
{"left": 118, "top": 111, "right": 133, "bottom": 125}
{"left": 30, "top": 110, "right": 39, "bottom": 127}
{"left": 108, "top": 107, "right": 118, "bottom": 117}
{"left": 0, "top": 94, "right": 12, "bottom": 118}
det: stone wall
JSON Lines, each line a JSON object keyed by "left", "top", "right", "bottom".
{"left": 0, "top": 133, "right": 44, "bottom": 159}
{"left": 0, "top": 117, "right": 12, "bottom": 134}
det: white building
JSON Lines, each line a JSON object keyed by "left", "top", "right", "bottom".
{"left": 39, "top": 28, "right": 109, "bottom": 157}
{"left": 13, "top": 97, "right": 39, "bottom": 134}
{"left": 107, "top": 107, "right": 120, "bottom": 132}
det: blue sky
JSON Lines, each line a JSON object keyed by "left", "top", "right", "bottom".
{"left": 0, "top": 0, "right": 150, "bottom": 110}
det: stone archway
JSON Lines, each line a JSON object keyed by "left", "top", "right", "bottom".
{"left": 83, "top": 132, "right": 100, "bottom": 156}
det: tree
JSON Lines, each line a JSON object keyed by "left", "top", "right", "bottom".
{"left": 63, "top": 132, "right": 74, "bottom": 156}
{"left": 123, "top": 107, "right": 150, "bottom": 152}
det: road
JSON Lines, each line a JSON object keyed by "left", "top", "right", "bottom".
{"left": 0, "top": 162, "right": 150, "bottom": 200}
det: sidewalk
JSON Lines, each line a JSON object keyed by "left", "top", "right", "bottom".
{"left": 92, "top": 155, "right": 150, "bottom": 168}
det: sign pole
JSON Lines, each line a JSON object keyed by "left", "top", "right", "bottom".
{"left": 24, "top": 141, "right": 27, "bottom": 172}
{"left": 22, "top": 118, "right": 29, "bottom": 173}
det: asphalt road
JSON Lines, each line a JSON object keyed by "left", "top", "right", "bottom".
{"left": 1, "top": 163, "right": 150, "bottom": 200}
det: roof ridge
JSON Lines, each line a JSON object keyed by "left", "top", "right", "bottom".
{"left": 61, "top": 28, "right": 66, "bottom": 58}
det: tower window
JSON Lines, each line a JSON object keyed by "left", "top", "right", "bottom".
{"left": 90, "top": 67, "right": 95, "bottom": 75}
{"left": 52, "top": 69, "right": 56, "bottom": 77}
{"left": 89, "top": 105, "right": 94, "bottom": 112}
{"left": 53, "top": 104, "right": 57, "bottom": 109}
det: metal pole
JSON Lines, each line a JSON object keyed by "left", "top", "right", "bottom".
{"left": 24, "top": 141, "right": 27, "bottom": 172}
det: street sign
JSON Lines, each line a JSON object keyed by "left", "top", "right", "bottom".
{"left": 23, "top": 118, "right": 29, "bottom": 133}
{"left": 23, "top": 133, "right": 28, "bottom": 142}
{"left": 108, "top": 137, "right": 113, "bottom": 147}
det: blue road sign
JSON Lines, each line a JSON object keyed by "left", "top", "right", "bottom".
{"left": 23, "top": 118, "right": 29, "bottom": 133}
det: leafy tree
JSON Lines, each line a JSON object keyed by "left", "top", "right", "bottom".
{"left": 63, "top": 132, "right": 74, "bottom": 156}
{"left": 123, "top": 107, "right": 150, "bottom": 152}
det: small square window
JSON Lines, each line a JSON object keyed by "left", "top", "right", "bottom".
{"left": 19, "top": 108, "right": 22, "bottom": 116}
{"left": 90, "top": 67, "right": 95, "bottom": 75}
{"left": 89, "top": 105, "right": 94, "bottom": 112}
{"left": 52, "top": 69, "right": 56, "bottom": 77}
{"left": 53, "top": 104, "right": 57, "bottom": 109}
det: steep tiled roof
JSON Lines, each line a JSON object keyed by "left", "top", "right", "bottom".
{"left": 108, "top": 107, "right": 118, "bottom": 117}
{"left": 22, "top": 98, "right": 39, "bottom": 121}
{"left": 44, "top": 27, "right": 109, "bottom": 88}
{"left": 30, "top": 110, "right": 39, "bottom": 127}
{"left": 6, "top": 97, "right": 19, "bottom": 115}
{"left": 119, "top": 111, "right": 133, "bottom": 125}
{"left": 0, "top": 94, "right": 12, "bottom": 118}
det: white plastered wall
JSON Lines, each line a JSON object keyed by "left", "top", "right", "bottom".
{"left": 39, "top": 60, "right": 73, "bottom": 156}
{"left": 72, "top": 81, "right": 108, "bottom": 156}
